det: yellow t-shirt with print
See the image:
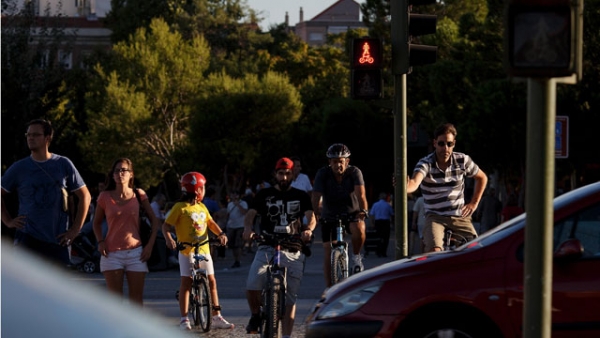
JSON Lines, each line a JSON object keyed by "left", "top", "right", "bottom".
{"left": 165, "top": 201, "right": 213, "bottom": 256}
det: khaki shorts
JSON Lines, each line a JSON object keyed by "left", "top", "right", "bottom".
{"left": 423, "top": 214, "right": 477, "bottom": 252}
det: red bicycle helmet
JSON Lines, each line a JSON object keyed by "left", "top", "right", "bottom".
{"left": 181, "top": 172, "right": 206, "bottom": 194}
{"left": 326, "top": 143, "right": 351, "bottom": 158}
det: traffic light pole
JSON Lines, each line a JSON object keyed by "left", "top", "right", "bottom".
{"left": 391, "top": 0, "right": 410, "bottom": 259}
{"left": 393, "top": 74, "right": 409, "bottom": 259}
{"left": 523, "top": 78, "right": 556, "bottom": 338}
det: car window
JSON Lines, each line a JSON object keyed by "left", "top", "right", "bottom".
{"left": 553, "top": 202, "right": 600, "bottom": 258}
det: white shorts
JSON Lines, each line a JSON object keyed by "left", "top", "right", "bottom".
{"left": 179, "top": 252, "right": 215, "bottom": 277}
{"left": 100, "top": 246, "right": 148, "bottom": 272}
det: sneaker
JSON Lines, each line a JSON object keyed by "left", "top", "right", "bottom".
{"left": 179, "top": 318, "right": 192, "bottom": 330}
{"left": 352, "top": 254, "right": 364, "bottom": 274}
{"left": 231, "top": 261, "right": 241, "bottom": 268}
{"left": 213, "top": 315, "right": 234, "bottom": 329}
{"left": 246, "top": 313, "right": 261, "bottom": 333}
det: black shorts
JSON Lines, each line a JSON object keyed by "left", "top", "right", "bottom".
{"left": 319, "top": 213, "right": 360, "bottom": 243}
{"left": 226, "top": 227, "right": 244, "bottom": 248}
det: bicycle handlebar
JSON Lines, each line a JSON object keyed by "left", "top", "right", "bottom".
{"left": 253, "top": 231, "right": 303, "bottom": 243}
{"left": 177, "top": 237, "right": 222, "bottom": 252}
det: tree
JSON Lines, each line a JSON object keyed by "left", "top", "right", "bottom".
{"left": 1, "top": 0, "right": 79, "bottom": 169}
{"left": 189, "top": 71, "right": 303, "bottom": 184}
{"left": 106, "top": 0, "right": 272, "bottom": 77}
{"left": 104, "top": 0, "right": 171, "bottom": 43}
{"left": 81, "top": 18, "right": 210, "bottom": 187}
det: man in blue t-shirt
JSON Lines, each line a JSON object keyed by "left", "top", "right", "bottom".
{"left": 369, "top": 192, "right": 394, "bottom": 257}
{"left": 1, "top": 119, "right": 91, "bottom": 266}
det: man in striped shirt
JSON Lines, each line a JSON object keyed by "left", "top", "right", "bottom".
{"left": 407, "top": 123, "right": 488, "bottom": 252}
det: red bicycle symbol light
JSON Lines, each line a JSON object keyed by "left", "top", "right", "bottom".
{"left": 358, "top": 42, "right": 374, "bottom": 64}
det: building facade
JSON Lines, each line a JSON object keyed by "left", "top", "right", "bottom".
{"left": 290, "top": 0, "right": 366, "bottom": 47}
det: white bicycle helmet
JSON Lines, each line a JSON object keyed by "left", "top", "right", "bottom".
{"left": 326, "top": 143, "right": 351, "bottom": 158}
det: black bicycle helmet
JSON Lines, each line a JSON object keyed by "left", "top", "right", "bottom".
{"left": 326, "top": 143, "right": 351, "bottom": 158}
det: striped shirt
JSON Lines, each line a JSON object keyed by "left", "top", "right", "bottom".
{"left": 413, "top": 152, "right": 480, "bottom": 217}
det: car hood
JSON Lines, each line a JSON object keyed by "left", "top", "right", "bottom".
{"left": 322, "top": 244, "right": 486, "bottom": 300}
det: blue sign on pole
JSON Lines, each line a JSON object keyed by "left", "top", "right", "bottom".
{"left": 555, "top": 116, "right": 569, "bottom": 158}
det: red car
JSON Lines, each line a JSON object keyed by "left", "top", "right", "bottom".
{"left": 306, "top": 182, "right": 600, "bottom": 338}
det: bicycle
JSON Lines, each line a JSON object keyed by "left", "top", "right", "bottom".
{"left": 253, "top": 232, "right": 304, "bottom": 338}
{"left": 442, "top": 228, "right": 474, "bottom": 251}
{"left": 324, "top": 215, "right": 350, "bottom": 286}
{"left": 175, "top": 238, "right": 218, "bottom": 332}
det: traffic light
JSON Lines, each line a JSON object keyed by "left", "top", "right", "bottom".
{"left": 392, "top": 0, "right": 438, "bottom": 75}
{"left": 505, "top": 0, "right": 583, "bottom": 79}
{"left": 351, "top": 37, "right": 383, "bottom": 100}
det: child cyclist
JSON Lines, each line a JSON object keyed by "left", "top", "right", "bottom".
{"left": 162, "top": 172, "right": 234, "bottom": 330}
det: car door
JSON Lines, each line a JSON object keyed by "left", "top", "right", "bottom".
{"left": 551, "top": 202, "right": 600, "bottom": 337}
{"left": 504, "top": 197, "right": 600, "bottom": 337}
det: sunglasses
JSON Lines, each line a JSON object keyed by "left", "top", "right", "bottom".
{"left": 437, "top": 141, "right": 455, "bottom": 148}
{"left": 114, "top": 168, "right": 132, "bottom": 174}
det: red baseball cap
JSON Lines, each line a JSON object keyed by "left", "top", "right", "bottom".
{"left": 275, "top": 157, "right": 294, "bottom": 171}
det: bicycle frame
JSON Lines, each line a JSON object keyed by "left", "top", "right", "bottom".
{"left": 330, "top": 217, "right": 349, "bottom": 285}
{"left": 177, "top": 240, "right": 213, "bottom": 332}
{"left": 442, "top": 228, "right": 472, "bottom": 251}
{"left": 254, "top": 232, "right": 299, "bottom": 338}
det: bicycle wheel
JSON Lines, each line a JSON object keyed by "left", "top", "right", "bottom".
{"left": 331, "top": 248, "right": 348, "bottom": 285}
{"left": 262, "top": 271, "right": 284, "bottom": 338}
{"left": 196, "top": 277, "right": 212, "bottom": 332}
{"left": 189, "top": 283, "right": 198, "bottom": 327}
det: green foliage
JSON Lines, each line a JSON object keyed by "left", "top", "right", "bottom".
{"left": 105, "top": 0, "right": 171, "bottom": 43}
{"left": 81, "top": 18, "right": 210, "bottom": 188}
{"left": 188, "top": 71, "right": 303, "bottom": 181}
{"left": 1, "top": 0, "right": 80, "bottom": 169}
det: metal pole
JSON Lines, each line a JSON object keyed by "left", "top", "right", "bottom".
{"left": 523, "top": 77, "right": 555, "bottom": 338}
{"left": 393, "top": 74, "right": 408, "bottom": 259}
{"left": 391, "top": 0, "right": 409, "bottom": 259}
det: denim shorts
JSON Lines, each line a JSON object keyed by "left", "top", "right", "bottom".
{"left": 179, "top": 252, "right": 215, "bottom": 277}
{"left": 100, "top": 246, "right": 148, "bottom": 272}
{"left": 246, "top": 245, "right": 305, "bottom": 305}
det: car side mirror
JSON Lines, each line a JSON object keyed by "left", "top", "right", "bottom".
{"left": 554, "top": 238, "right": 584, "bottom": 262}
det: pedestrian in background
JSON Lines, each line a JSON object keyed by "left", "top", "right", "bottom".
{"left": 203, "top": 186, "right": 225, "bottom": 258}
{"left": 150, "top": 193, "right": 167, "bottom": 223}
{"left": 369, "top": 192, "right": 394, "bottom": 257}
{"left": 151, "top": 193, "right": 178, "bottom": 266}
{"left": 92, "top": 158, "right": 161, "bottom": 305}
{"left": 202, "top": 186, "right": 220, "bottom": 215}
{"left": 291, "top": 156, "right": 313, "bottom": 228}
{"left": 226, "top": 190, "right": 248, "bottom": 268}
{"left": 290, "top": 156, "right": 313, "bottom": 196}
{"left": 500, "top": 193, "right": 524, "bottom": 223}
{"left": 476, "top": 187, "right": 501, "bottom": 234}
{"left": 411, "top": 192, "right": 426, "bottom": 254}
{"left": 1, "top": 119, "right": 91, "bottom": 268}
